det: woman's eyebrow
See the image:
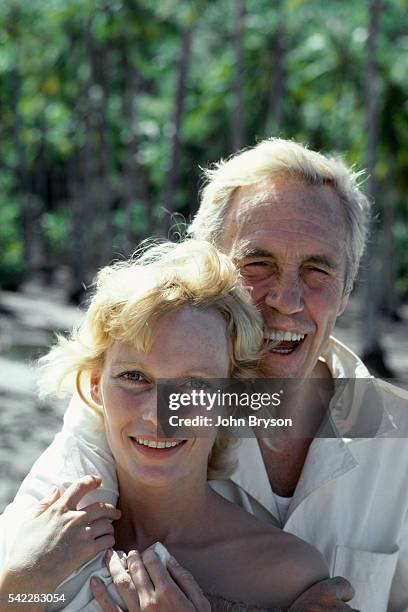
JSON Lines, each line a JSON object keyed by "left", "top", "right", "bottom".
{"left": 111, "top": 360, "right": 150, "bottom": 372}
{"left": 112, "top": 361, "right": 142, "bottom": 366}
{"left": 180, "top": 368, "right": 224, "bottom": 378}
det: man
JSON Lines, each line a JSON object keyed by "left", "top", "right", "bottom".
{"left": 3, "top": 139, "right": 406, "bottom": 610}
{"left": 188, "top": 138, "right": 408, "bottom": 611}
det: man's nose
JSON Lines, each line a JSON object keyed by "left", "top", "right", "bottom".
{"left": 264, "top": 278, "right": 304, "bottom": 314}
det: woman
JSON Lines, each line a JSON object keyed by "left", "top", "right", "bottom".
{"left": 0, "top": 240, "right": 329, "bottom": 611}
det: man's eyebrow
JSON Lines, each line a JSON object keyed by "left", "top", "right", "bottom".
{"left": 233, "top": 246, "right": 273, "bottom": 261}
{"left": 303, "top": 255, "right": 340, "bottom": 270}
{"left": 233, "top": 247, "right": 340, "bottom": 271}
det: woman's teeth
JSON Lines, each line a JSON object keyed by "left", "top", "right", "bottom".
{"left": 133, "top": 438, "right": 184, "bottom": 449}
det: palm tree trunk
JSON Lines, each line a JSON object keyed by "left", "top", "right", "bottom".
{"left": 361, "top": 0, "right": 393, "bottom": 376}
{"left": 161, "top": 24, "right": 195, "bottom": 237}
{"left": 231, "top": 0, "right": 246, "bottom": 151}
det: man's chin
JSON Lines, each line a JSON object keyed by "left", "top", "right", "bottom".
{"left": 261, "top": 351, "right": 306, "bottom": 380}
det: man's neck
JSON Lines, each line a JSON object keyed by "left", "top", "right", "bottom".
{"left": 258, "top": 437, "right": 313, "bottom": 498}
{"left": 260, "top": 359, "right": 334, "bottom": 499}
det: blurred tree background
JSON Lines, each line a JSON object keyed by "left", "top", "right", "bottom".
{"left": 0, "top": 0, "right": 407, "bottom": 369}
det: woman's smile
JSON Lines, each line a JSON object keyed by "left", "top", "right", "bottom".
{"left": 129, "top": 435, "right": 188, "bottom": 458}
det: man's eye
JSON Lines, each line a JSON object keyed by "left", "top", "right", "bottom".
{"left": 241, "top": 261, "right": 270, "bottom": 272}
{"left": 305, "top": 267, "right": 328, "bottom": 274}
{"left": 305, "top": 266, "right": 329, "bottom": 276}
{"left": 245, "top": 261, "right": 268, "bottom": 267}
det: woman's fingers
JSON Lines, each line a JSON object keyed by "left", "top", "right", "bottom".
{"left": 59, "top": 474, "right": 102, "bottom": 510}
{"left": 127, "top": 550, "right": 155, "bottom": 608}
{"left": 90, "top": 576, "right": 124, "bottom": 612}
{"left": 81, "top": 501, "right": 121, "bottom": 524}
{"left": 93, "top": 534, "right": 116, "bottom": 554}
{"left": 85, "top": 519, "right": 115, "bottom": 540}
{"left": 34, "top": 486, "right": 62, "bottom": 517}
{"left": 141, "top": 549, "right": 191, "bottom": 609}
{"left": 141, "top": 549, "right": 171, "bottom": 585}
{"left": 167, "top": 555, "right": 210, "bottom": 611}
{"left": 105, "top": 549, "right": 140, "bottom": 612}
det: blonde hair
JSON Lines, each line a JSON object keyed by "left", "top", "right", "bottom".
{"left": 189, "top": 138, "right": 371, "bottom": 293}
{"left": 39, "top": 239, "right": 264, "bottom": 479}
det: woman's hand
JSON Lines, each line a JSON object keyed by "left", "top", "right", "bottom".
{"left": 90, "top": 548, "right": 211, "bottom": 611}
{"left": 2, "top": 475, "right": 121, "bottom": 597}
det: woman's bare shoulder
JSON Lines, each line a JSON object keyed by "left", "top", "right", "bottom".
{"left": 222, "top": 528, "right": 328, "bottom": 609}
{"left": 211, "top": 498, "right": 328, "bottom": 609}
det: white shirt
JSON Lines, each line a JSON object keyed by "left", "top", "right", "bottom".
{"left": 273, "top": 491, "right": 292, "bottom": 525}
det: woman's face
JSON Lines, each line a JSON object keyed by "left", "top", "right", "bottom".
{"left": 91, "top": 306, "right": 230, "bottom": 489}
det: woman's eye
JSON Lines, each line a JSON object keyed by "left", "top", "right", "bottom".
{"left": 119, "top": 371, "right": 146, "bottom": 383}
{"left": 182, "top": 379, "right": 211, "bottom": 391}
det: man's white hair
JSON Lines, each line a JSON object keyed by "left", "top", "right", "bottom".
{"left": 188, "top": 138, "right": 371, "bottom": 293}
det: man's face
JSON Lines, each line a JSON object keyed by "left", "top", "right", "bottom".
{"left": 219, "top": 174, "right": 349, "bottom": 380}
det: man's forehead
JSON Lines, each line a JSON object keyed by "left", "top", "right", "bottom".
{"left": 220, "top": 180, "right": 345, "bottom": 263}
{"left": 229, "top": 177, "right": 342, "bottom": 214}
{"left": 221, "top": 178, "right": 346, "bottom": 247}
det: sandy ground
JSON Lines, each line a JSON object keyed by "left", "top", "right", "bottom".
{"left": 0, "top": 287, "right": 82, "bottom": 512}
{"left": 1, "top": 285, "right": 407, "bottom": 513}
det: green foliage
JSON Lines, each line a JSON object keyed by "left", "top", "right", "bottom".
{"left": 395, "top": 222, "right": 408, "bottom": 295}
{"left": 0, "top": 0, "right": 406, "bottom": 296}
{"left": 0, "top": 197, "right": 26, "bottom": 289}
{"left": 42, "top": 209, "right": 71, "bottom": 258}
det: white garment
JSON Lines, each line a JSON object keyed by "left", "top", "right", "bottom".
{"left": 272, "top": 491, "right": 292, "bottom": 525}
{"left": 1, "top": 337, "right": 408, "bottom": 611}
{"left": 212, "top": 338, "right": 408, "bottom": 612}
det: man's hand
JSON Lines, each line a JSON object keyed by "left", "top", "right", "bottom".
{"left": 90, "top": 548, "right": 211, "bottom": 611}
{"left": 287, "top": 576, "right": 360, "bottom": 611}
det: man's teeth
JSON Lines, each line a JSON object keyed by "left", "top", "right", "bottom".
{"left": 133, "top": 438, "right": 183, "bottom": 449}
{"left": 264, "top": 330, "right": 305, "bottom": 342}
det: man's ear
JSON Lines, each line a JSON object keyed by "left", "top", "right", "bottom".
{"left": 90, "top": 371, "right": 103, "bottom": 406}
{"left": 337, "top": 292, "right": 349, "bottom": 318}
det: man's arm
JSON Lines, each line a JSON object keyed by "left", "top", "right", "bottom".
{"left": 208, "top": 576, "right": 357, "bottom": 611}
{"left": 207, "top": 593, "right": 280, "bottom": 611}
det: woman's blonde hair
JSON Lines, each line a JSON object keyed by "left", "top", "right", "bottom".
{"left": 38, "top": 239, "right": 264, "bottom": 479}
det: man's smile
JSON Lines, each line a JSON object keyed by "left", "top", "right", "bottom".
{"left": 264, "top": 328, "right": 308, "bottom": 356}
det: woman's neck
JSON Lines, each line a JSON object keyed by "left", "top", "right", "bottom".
{"left": 114, "top": 468, "right": 213, "bottom": 552}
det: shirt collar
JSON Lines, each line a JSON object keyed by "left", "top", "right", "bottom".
{"left": 230, "top": 337, "right": 366, "bottom": 521}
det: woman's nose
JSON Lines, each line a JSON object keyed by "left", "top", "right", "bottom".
{"left": 140, "top": 390, "right": 158, "bottom": 426}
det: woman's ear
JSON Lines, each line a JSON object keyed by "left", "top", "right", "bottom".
{"left": 90, "top": 371, "right": 103, "bottom": 406}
